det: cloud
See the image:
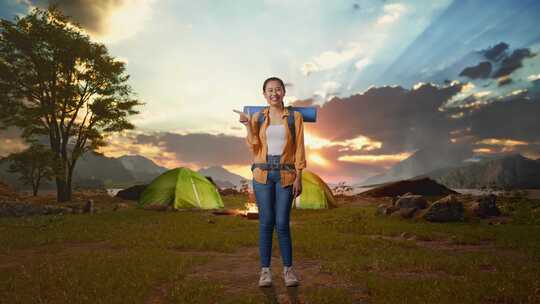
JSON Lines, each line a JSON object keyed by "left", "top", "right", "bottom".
{"left": 482, "top": 42, "right": 509, "bottom": 61}
{"left": 135, "top": 132, "right": 252, "bottom": 167}
{"left": 459, "top": 61, "right": 492, "bottom": 79}
{"left": 492, "top": 48, "right": 536, "bottom": 78}
{"left": 354, "top": 57, "right": 371, "bottom": 71}
{"left": 0, "top": 128, "right": 27, "bottom": 158}
{"left": 376, "top": 3, "right": 406, "bottom": 26}
{"left": 301, "top": 42, "right": 363, "bottom": 76}
{"left": 461, "top": 96, "right": 540, "bottom": 143}
{"left": 304, "top": 82, "right": 464, "bottom": 153}
{"left": 28, "top": 0, "right": 155, "bottom": 42}
{"left": 313, "top": 81, "right": 342, "bottom": 102}
{"left": 497, "top": 76, "right": 512, "bottom": 87}
{"left": 528, "top": 74, "right": 540, "bottom": 82}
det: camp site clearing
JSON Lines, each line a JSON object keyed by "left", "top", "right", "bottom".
{"left": 0, "top": 189, "right": 539, "bottom": 304}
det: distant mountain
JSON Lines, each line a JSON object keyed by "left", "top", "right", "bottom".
{"left": 419, "top": 153, "right": 540, "bottom": 189}
{"left": 74, "top": 152, "right": 135, "bottom": 185}
{"left": 117, "top": 155, "right": 167, "bottom": 182}
{"left": 0, "top": 152, "right": 168, "bottom": 190}
{"left": 360, "top": 144, "right": 473, "bottom": 186}
{"left": 197, "top": 166, "right": 249, "bottom": 189}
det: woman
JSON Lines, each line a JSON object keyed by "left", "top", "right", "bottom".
{"left": 233, "top": 76, "right": 306, "bottom": 287}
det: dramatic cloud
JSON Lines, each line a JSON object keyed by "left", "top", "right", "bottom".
{"left": 492, "top": 48, "right": 536, "bottom": 78}
{"left": 461, "top": 96, "right": 540, "bottom": 143}
{"left": 482, "top": 42, "right": 508, "bottom": 61}
{"left": 28, "top": 0, "right": 155, "bottom": 42}
{"left": 297, "top": 82, "right": 464, "bottom": 154}
{"left": 135, "top": 132, "right": 251, "bottom": 167}
{"left": 459, "top": 61, "right": 492, "bottom": 79}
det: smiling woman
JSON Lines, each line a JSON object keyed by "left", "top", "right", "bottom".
{"left": 233, "top": 76, "right": 306, "bottom": 288}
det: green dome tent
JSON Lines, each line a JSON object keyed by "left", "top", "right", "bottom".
{"left": 138, "top": 167, "right": 224, "bottom": 209}
{"left": 293, "top": 170, "right": 336, "bottom": 209}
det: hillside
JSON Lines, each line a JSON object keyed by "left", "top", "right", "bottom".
{"left": 421, "top": 153, "right": 540, "bottom": 189}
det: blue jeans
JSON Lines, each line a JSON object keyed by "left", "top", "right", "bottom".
{"left": 253, "top": 154, "right": 294, "bottom": 267}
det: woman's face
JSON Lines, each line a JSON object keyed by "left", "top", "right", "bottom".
{"left": 263, "top": 80, "right": 285, "bottom": 107}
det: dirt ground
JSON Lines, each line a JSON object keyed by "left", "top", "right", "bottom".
{"left": 145, "top": 246, "right": 371, "bottom": 304}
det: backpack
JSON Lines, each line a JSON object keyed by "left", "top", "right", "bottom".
{"left": 256, "top": 106, "right": 296, "bottom": 146}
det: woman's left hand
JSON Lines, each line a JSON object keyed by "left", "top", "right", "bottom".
{"left": 293, "top": 176, "right": 302, "bottom": 198}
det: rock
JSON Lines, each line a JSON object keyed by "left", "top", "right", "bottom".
{"left": 360, "top": 177, "right": 458, "bottom": 198}
{"left": 0, "top": 201, "right": 71, "bottom": 217}
{"left": 422, "top": 195, "right": 464, "bottom": 222}
{"left": 83, "top": 200, "right": 94, "bottom": 213}
{"left": 375, "top": 204, "right": 399, "bottom": 216}
{"left": 471, "top": 194, "right": 501, "bottom": 218}
{"left": 397, "top": 207, "right": 418, "bottom": 219}
{"left": 395, "top": 195, "right": 428, "bottom": 209}
{"left": 375, "top": 204, "right": 386, "bottom": 216}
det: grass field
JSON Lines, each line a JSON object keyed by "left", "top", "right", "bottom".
{"left": 0, "top": 193, "right": 539, "bottom": 303}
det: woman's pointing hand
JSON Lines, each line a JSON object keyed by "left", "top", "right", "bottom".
{"left": 233, "top": 109, "right": 250, "bottom": 126}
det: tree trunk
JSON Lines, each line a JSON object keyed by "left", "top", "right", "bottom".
{"left": 56, "top": 177, "right": 70, "bottom": 202}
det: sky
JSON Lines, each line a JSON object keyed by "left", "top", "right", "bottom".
{"left": 1, "top": 0, "right": 540, "bottom": 185}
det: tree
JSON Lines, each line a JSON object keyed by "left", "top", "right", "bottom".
{"left": 0, "top": 6, "right": 142, "bottom": 202}
{"left": 4, "top": 144, "right": 54, "bottom": 196}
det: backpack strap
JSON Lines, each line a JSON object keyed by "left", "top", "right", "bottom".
{"left": 257, "top": 109, "right": 265, "bottom": 126}
{"left": 287, "top": 106, "right": 296, "bottom": 146}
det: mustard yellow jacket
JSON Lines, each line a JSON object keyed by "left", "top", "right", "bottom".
{"left": 245, "top": 106, "right": 307, "bottom": 188}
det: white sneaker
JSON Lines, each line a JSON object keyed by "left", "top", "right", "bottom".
{"left": 283, "top": 266, "right": 299, "bottom": 287}
{"left": 258, "top": 267, "right": 272, "bottom": 287}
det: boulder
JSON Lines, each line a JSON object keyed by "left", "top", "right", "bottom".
{"left": 375, "top": 204, "right": 399, "bottom": 216}
{"left": 391, "top": 208, "right": 419, "bottom": 218}
{"left": 470, "top": 194, "right": 501, "bottom": 218}
{"left": 395, "top": 194, "right": 428, "bottom": 209}
{"left": 422, "top": 195, "right": 464, "bottom": 222}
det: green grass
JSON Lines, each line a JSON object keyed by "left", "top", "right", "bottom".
{"left": 0, "top": 193, "right": 539, "bottom": 303}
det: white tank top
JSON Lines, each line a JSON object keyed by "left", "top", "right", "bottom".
{"left": 266, "top": 124, "right": 286, "bottom": 155}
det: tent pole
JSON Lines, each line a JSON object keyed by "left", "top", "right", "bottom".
{"left": 191, "top": 177, "right": 201, "bottom": 207}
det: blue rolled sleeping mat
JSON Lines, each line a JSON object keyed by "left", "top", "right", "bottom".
{"left": 243, "top": 106, "right": 317, "bottom": 122}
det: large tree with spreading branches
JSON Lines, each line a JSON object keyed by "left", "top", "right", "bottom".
{"left": 0, "top": 6, "right": 142, "bottom": 202}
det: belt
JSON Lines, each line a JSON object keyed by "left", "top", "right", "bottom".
{"left": 251, "top": 163, "right": 296, "bottom": 171}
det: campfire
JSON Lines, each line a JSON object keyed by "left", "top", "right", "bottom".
{"left": 212, "top": 191, "right": 259, "bottom": 220}
{"left": 242, "top": 192, "right": 259, "bottom": 219}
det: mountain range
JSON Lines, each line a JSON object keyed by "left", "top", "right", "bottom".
{"left": 361, "top": 152, "right": 540, "bottom": 190}
{"left": 0, "top": 152, "right": 249, "bottom": 191}
{"left": 419, "top": 153, "right": 540, "bottom": 189}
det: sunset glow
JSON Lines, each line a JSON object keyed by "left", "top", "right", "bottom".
{"left": 305, "top": 133, "right": 382, "bottom": 152}
{"left": 338, "top": 152, "right": 413, "bottom": 164}
{"left": 308, "top": 153, "right": 330, "bottom": 167}
{"left": 222, "top": 165, "right": 252, "bottom": 180}
{"left": 476, "top": 138, "right": 529, "bottom": 147}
